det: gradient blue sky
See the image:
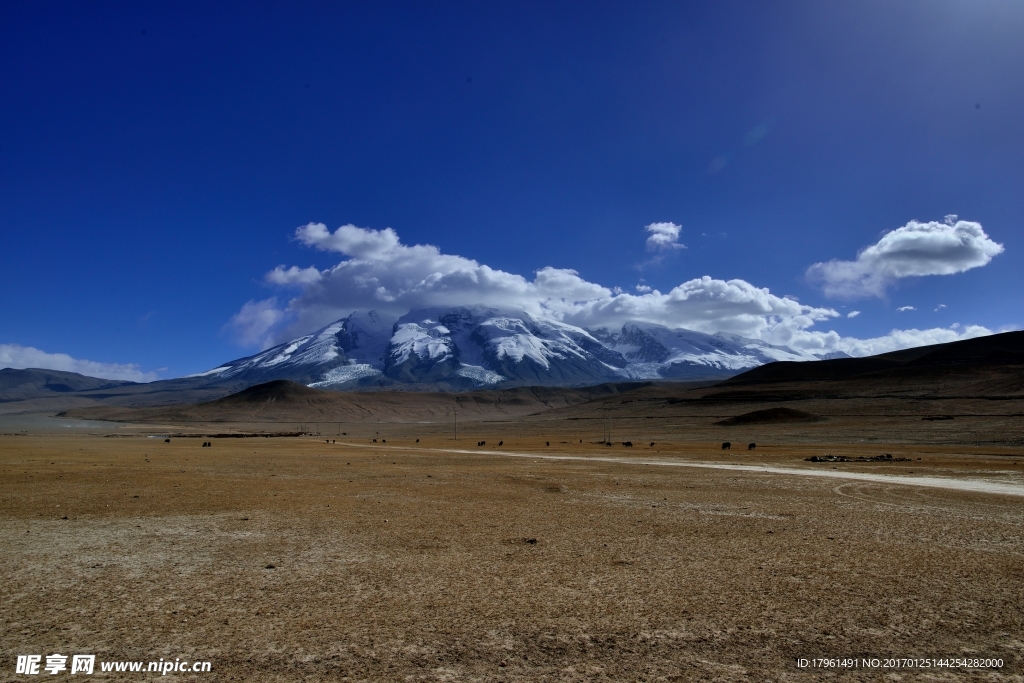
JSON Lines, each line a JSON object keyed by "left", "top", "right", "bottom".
{"left": 2, "top": 1, "right": 1022, "bottom": 380}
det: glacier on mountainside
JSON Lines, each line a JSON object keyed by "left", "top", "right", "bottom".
{"left": 307, "top": 363, "right": 383, "bottom": 388}
{"left": 454, "top": 364, "right": 506, "bottom": 385}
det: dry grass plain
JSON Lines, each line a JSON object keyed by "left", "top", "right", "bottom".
{"left": 3, "top": 425, "right": 1024, "bottom": 682}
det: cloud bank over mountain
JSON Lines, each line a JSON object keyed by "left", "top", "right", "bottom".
{"left": 0, "top": 344, "right": 158, "bottom": 382}
{"left": 231, "top": 222, "right": 996, "bottom": 358}
{"left": 807, "top": 217, "right": 1004, "bottom": 299}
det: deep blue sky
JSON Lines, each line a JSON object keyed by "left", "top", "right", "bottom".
{"left": 2, "top": 1, "right": 1022, "bottom": 378}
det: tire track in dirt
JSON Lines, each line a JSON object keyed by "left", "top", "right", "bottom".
{"left": 334, "top": 442, "right": 1024, "bottom": 498}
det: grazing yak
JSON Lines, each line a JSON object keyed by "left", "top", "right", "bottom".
{"left": 748, "top": 443, "right": 756, "bottom": 450}
{"left": 622, "top": 441, "right": 633, "bottom": 447}
{"left": 722, "top": 442, "right": 731, "bottom": 450}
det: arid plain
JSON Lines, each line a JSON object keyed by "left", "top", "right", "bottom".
{"left": 3, "top": 389, "right": 1024, "bottom": 682}
{"left": 5, "top": 332, "right": 1024, "bottom": 681}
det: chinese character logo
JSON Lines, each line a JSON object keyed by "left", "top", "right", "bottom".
{"left": 44, "top": 654, "right": 68, "bottom": 675}
{"left": 15, "top": 655, "right": 41, "bottom": 674}
{"left": 70, "top": 655, "right": 95, "bottom": 674}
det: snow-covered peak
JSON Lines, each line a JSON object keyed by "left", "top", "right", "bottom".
{"left": 191, "top": 310, "right": 395, "bottom": 386}
{"left": 192, "top": 306, "right": 821, "bottom": 390}
{"left": 389, "top": 319, "right": 456, "bottom": 365}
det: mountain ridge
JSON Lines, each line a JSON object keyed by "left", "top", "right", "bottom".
{"left": 720, "top": 330, "right": 1024, "bottom": 386}
{"left": 194, "top": 307, "right": 835, "bottom": 391}
{"left": 0, "top": 368, "right": 137, "bottom": 402}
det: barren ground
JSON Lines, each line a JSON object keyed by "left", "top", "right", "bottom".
{"left": 2, "top": 430, "right": 1024, "bottom": 682}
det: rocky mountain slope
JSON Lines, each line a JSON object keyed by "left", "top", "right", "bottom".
{"left": 0, "top": 368, "right": 137, "bottom": 402}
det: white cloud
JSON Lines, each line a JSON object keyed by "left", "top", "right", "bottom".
{"left": 807, "top": 218, "right": 1004, "bottom": 299}
{"left": 897, "top": 306, "right": 916, "bottom": 312}
{"left": 243, "top": 223, "right": 841, "bottom": 347}
{"left": 265, "top": 265, "right": 322, "bottom": 286}
{"left": 644, "top": 222, "right": 685, "bottom": 251}
{"left": 847, "top": 310, "right": 860, "bottom": 318}
{"left": 232, "top": 222, "right": 998, "bottom": 359}
{"left": 0, "top": 344, "right": 157, "bottom": 382}
{"left": 226, "top": 298, "right": 286, "bottom": 348}
{"left": 935, "top": 304, "right": 946, "bottom": 312}
{"left": 560, "top": 276, "right": 839, "bottom": 342}
{"left": 833, "top": 325, "right": 991, "bottom": 357}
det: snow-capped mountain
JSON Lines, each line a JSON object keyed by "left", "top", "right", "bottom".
{"left": 384, "top": 307, "right": 628, "bottom": 388}
{"left": 590, "top": 323, "right": 846, "bottom": 380}
{"left": 193, "top": 307, "right": 843, "bottom": 390}
{"left": 192, "top": 310, "right": 393, "bottom": 388}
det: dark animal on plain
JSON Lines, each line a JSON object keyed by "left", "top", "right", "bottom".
{"left": 477, "top": 441, "right": 486, "bottom": 447}
{"left": 416, "top": 438, "right": 419, "bottom": 442}
{"left": 650, "top": 442, "right": 655, "bottom": 447}
{"left": 722, "top": 442, "right": 731, "bottom": 450}
{"left": 382, "top": 439, "right": 386, "bottom": 443}
{"left": 325, "top": 439, "right": 329, "bottom": 443}
{"left": 546, "top": 441, "right": 550, "bottom": 446}
{"left": 498, "top": 440, "right": 503, "bottom": 446}
{"left": 165, "top": 439, "right": 170, "bottom": 443}
{"left": 748, "top": 443, "right": 756, "bottom": 450}
{"left": 622, "top": 441, "right": 633, "bottom": 447}
{"left": 606, "top": 442, "right": 611, "bottom": 447}
{"left": 372, "top": 438, "right": 377, "bottom": 443}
